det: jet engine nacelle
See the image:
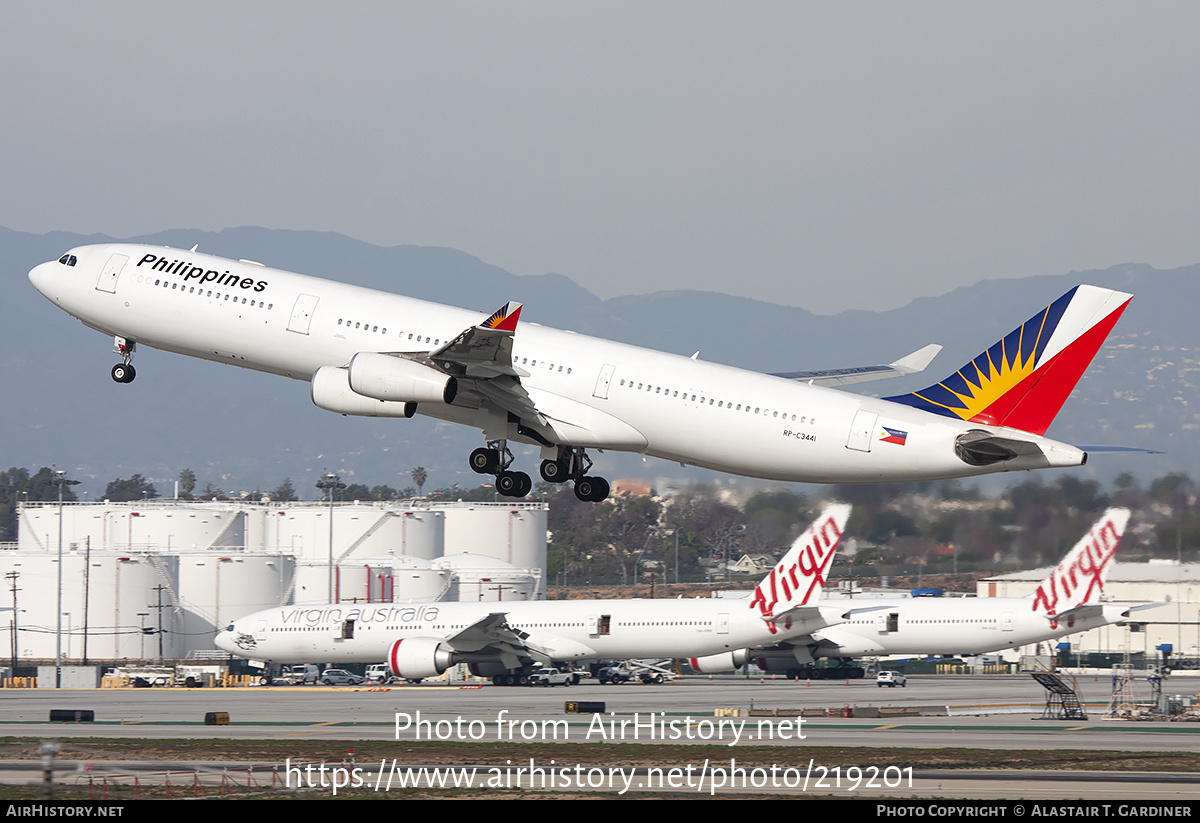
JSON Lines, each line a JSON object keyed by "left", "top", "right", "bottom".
{"left": 388, "top": 637, "right": 455, "bottom": 681}
{"left": 752, "top": 650, "right": 817, "bottom": 672}
{"left": 311, "top": 366, "right": 417, "bottom": 418}
{"left": 467, "top": 661, "right": 510, "bottom": 678}
{"left": 349, "top": 352, "right": 458, "bottom": 405}
{"left": 688, "top": 649, "right": 750, "bottom": 674}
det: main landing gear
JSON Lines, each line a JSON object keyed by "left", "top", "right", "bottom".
{"left": 540, "top": 446, "right": 610, "bottom": 503}
{"left": 470, "top": 441, "right": 533, "bottom": 498}
{"left": 468, "top": 442, "right": 610, "bottom": 502}
{"left": 110, "top": 336, "right": 136, "bottom": 383}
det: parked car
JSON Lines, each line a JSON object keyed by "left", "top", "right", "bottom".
{"left": 280, "top": 664, "right": 320, "bottom": 685}
{"left": 876, "top": 670, "right": 907, "bottom": 688}
{"left": 321, "top": 668, "right": 365, "bottom": 686}
{"left": 365, "top": 664, "right": 397, "bottom": 685}
{"left": 529, "top": 667, "right": 574, "bottom": 687}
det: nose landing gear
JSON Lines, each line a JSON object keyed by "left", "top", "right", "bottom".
{"left": 111, "top": 336, "right": 136, "bottom": 383}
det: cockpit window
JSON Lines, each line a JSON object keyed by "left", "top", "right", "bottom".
{"left": 57, "top": 254, "right": 77, "bottom": 266}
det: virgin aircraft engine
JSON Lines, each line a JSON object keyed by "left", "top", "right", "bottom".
{"left": 349, "top": 352, "right": 458, "bottom": 404}
{"left": 387, "top": 637, "right": 455, "bottom": 681}
{"left": 688, "top": 649, "right": 750, "bottom": 674}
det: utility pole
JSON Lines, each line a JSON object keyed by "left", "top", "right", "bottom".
{"left": 152, "top": 584, "right": 168, "bottom": 661}
{"left": 5, "top": 571, "right": 18, "bottom": 675}
{"left": 53, "top": 469, "right": 79, "bottom": 689}
{"left": 316, "top": 472, "right": 345, "bottom": 602}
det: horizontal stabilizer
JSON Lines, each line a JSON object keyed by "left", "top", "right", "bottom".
{"left": 767, "top": 603, "right": 853, "bottom": 631}
{"left": 1122, "top": 602, "right": 1167, "bottom": 614}
{"left": 1073, "top": 444, "right": 1163, "bottom": 455}
{"left": 772, "top": 343, "right": 943, "bottom": 388}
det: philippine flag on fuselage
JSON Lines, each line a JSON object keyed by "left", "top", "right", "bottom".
{"left": 880, "top": 427, "right": 908, "bottom": 446}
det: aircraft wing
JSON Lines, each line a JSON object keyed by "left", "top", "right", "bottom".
{"left": 771, "top": 344, "right": 941, "bottom": 387}
{"left": 425, "top": 301, "right": 548, "bottom": 426}
{"left": 442, "top": 613, "right": 595, "bottom": 669}
{"left": 442, "top": 613, "right": 535, "bottom": 671}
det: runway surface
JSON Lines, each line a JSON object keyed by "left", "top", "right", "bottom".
{"left": 2, "top": 674, "right": 1197, "bottom": 799}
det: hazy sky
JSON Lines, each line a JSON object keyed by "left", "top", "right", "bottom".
{"left": 5, "top": 2, "right": 1198, "bottom": 313}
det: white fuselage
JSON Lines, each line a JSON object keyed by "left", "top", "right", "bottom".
{"left": 810, "top": 596, "right": 1128, "bottom": 658}
{"left": 29, "top": 243, "right": 1087, "bottom": 483}
{"left": 215, "top": 597, "right": 811, "bottom": 665}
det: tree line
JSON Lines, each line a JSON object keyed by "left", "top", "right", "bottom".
{"left": 3, "top": 465, "right": 1196, "bottom": 584}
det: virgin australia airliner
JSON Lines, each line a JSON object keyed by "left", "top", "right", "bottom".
{"left": 30, "top": 243, "right": 1132, "bottom": 501}
{"left": 689, "top": 508, "right": 1145, "bottom": 675}
{"left": 214, "top": 505, "right": 851, "bottom": 685}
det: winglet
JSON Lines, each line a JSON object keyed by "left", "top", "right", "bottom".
{"left": 1030, "top": 507, "right": 1129, "bottom": 616}
{"left": 749, "top": 503, "right": 851, "bottom": 632}
{"left": 481, "top": 301, "right": 523, "bottom": 332}
{"left": 890, "top": 343, "right": 942, "bottom": 375}
{"left": 770, "top": 344, "right": 942, "bottom": 387}
{"left": 885, "top": 285, "right": 1132, "bottom": 436}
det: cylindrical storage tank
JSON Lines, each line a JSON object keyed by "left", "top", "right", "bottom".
{"left": 266, "top": 504, "right": 446, "bottom": 564}
{"left": 441, "top": 505, "right": 546, "bottom": 585}
{"left": 241, "top": 506, "right": 270, "bottom": 553}
{"left": 5, "top": 551, "right": 183, "bottom": 660}
{"left": 290, "top": 562, "right": 339, "bottom": 605}
{"left": 17, "top": 503, "right": 247, "bottom": 553}
{"left": 362, "top": 555, "right": 453, "bottom": 602}
{"left": 436, "top": 555, "right": 540, "bottom": 602}
{"left": 18, "top": 504, "right": 111, "bottom": 553}
{"left": 336, "top": 560, "right": 396, "bottom": 604}
{"left": 390, "top": 509, "right": 444, "bottom": 561}
{"left": 173, "top": 554, "right": 294, "bottom": 653}
{"left": 326, "top": 507, "right": 446, "bottom": 563}
{"left": 124, "top": 506, "right": 246, "bottom": 551}
{"left": 268, "top": 505, "right": 378, "bottom": 564}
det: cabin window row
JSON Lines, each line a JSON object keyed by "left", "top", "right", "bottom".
{"left": 518, "top": 357, "right": 571, "bottom": 374}
{"left": 153, "top": 279, "right": 273, "bottom": 309}
{"left": 338, "top": 318, "right": 387, "bottom": 335}
{"left": 617, "top": 378, "right": 807, "bottom": 423}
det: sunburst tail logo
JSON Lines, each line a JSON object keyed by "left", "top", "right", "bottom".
{"left": 481, "top": 301, "right": 523, "bottom": 332}
{"left": 884, "top": 285, "right": 1132, "bottom": 436}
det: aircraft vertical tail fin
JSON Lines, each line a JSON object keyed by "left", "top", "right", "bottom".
{"left": 750, "top": 503, "right": 851, "bottom": 624}
{"left": 884, "top": 285, "right": 1132, "bottom": 436}
{"left": 1030, "top": 507, "right": 1130, "bottom": 617}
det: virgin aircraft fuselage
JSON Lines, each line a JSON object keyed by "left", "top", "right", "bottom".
{"left": 216, "top": 505, "right": 851, "bottom": 681}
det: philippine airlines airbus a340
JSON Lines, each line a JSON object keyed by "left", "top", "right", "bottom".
{"left": 214, "top": 505, "right": 851, "bottom": 684}
{"left": 30, "top": 243, "right": 1133, "bottom": 500}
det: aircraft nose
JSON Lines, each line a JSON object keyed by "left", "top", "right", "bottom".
{"left": 214, "top": 625, "right": 236, "bottom": 653}
{"left": 28, "top": 261, "right": 57, "bottom": 298}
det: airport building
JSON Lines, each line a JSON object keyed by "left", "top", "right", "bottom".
{"left": 2, "top": 499, "right": 547, "bottom": 662}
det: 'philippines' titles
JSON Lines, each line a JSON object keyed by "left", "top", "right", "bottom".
{"left": 137, "top": 253, "right": 268, "bottom": 292}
